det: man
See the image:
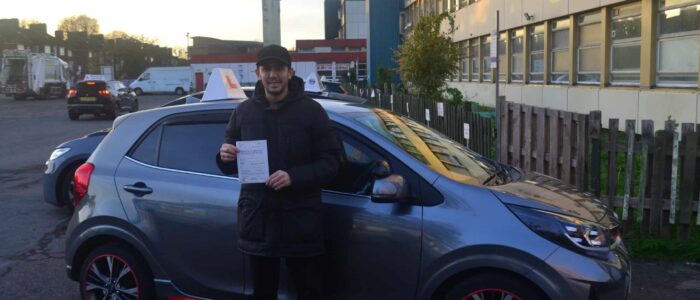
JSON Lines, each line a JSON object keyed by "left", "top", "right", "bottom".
{"left": 217, "top": 44, "right": 341, "bottom": 300}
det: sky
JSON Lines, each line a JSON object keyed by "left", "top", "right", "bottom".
{"left": 1, "top": 0, "right": 326, "bottom": 50}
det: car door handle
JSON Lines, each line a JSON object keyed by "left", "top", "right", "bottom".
{"left": 123, "top": 182, "right": 153, "bottom": 196}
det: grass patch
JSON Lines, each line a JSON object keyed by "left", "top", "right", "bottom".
{"left": 622, "top": 222, "right": 700, "bottom": 262}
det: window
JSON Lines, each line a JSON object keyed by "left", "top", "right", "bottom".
{"left": 129, "top": 113, "right": 231, "bottom": 176}
{"left": 461, "top": 41, "right": 469, "bottom": 80}
{"left": 529, "top": 24, "right": 545, "bottom": 83}
{"left": 577, "top": 12, "right": 601, "bottom": 84}
{"left": 470, "top": 39, "right": 480, "bottom": 81}
{"left": 511, "top": 29, "right": 525, "bottom": 82}
{"left": 327, "top": 132, "right": 388, "bottom": 195}
{"left": 159, "top": 122, "right": 227, "bottom": 175}
{"left": 498, "top": 32, "right": 507, "bottom": 82}
{"left": 130, "top": 125, "right": 161, "bottom": 166}
{"left": 611, "top": 3, "right": 642, "bottom": 85}
{"left": 551, "top": 19, "right": 570, "bottom": 84}
{"left": 657, "top": 0, "right": 700, "bottom": 87}
{"left": 481, "top": 35, "right": 492, "bottom": 82}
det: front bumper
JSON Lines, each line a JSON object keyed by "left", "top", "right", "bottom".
{"left": 43, "top": 159, "right": 63, "bottom": 206}
{"left": 544, "top": 246, "right": 631, "bottom": 300}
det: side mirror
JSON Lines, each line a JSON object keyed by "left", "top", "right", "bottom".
{"left": 371, "top": 174, "right": 411, "bottom": 204}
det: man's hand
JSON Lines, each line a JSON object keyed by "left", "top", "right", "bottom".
{"left": 266, "top": 170, "right": 291, "bottom": 190}
{"left": 219, "top": 143, "right": 239, "bottom": 162}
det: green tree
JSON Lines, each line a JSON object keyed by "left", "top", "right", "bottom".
{"left": 58, "top": 15, "right": 99, "bottom": 34}
{"left": 376, "top": 66, "right": 395, "bottom": 91}
{"left": 395, "top": 12, "right": 461, "bottom": 100}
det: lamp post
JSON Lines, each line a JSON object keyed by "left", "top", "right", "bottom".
{"left": 186, "top": 32, "right": 190, "bottom": 60}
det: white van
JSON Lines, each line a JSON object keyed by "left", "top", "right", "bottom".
{"left": 129, "top": 66, "right": 191, "bottom": 95}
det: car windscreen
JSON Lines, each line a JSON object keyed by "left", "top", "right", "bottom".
{"left": 345, "top": 110, "right": 495, "bottom": 185}
{"left": 77, "top": 81, "right": 107, "bottom": 94}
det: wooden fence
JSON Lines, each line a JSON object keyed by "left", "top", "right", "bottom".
{"left": 500, "top": 99, "right": 700, "bottom": 240}
{"left": 350, "top": 87, "right": 496, "bottom": 158}
{"left": 348, "top": 84, "right": 698, "bottom": 239}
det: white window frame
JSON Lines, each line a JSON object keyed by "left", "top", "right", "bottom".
{"left": 577, "top": 12, "right": 602, "bottom": 85}
{"left": 482, "top": 36, "right": 492, "bottom": 82}
{"left": 511, "top": 29, "right": 525, "bottom": 83}
{"left": 551, "top": 19, "right": 570, "bottom": 84}
{"left": 470, "top": 39, "right": 480, "bottom": 82}
{"left": 529, "top": 24, "right": 545, "bottom": 83}
{"left": 656, "top": 0, "right": 700, "bottom": 87}
{"left": 461, "top": 41, "right": 469, "bottom": 80}
{"left": 610, "top": 4, "right": 642, "bottom": 86}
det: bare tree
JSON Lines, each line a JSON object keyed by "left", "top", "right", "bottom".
{"left": 20, "top": 19, "right": 41, "bottom": 29}
{"left": 58, "top": 15, "right": 100, "bottom": 34}
{"left": 105, "top": 30, "right": 158, "bottom": 44}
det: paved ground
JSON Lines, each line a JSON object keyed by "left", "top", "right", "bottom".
{"left": 0, "top": 93, "right": 699, "bottom": 299}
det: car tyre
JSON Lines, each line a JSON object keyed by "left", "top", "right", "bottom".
{"left": 175, "top": 87, "right": 185, "bottom": 95}
{"left": 68, "top": 111, "right": 79, "bottom": 120}
{"left": 130, "top": 99, "right": 139, "bottom": 113}
{"left": 107, "top": 104, "right": 118, "bottom": 120}
{"left": 444, "top": 273, "right": 546, "bottom": 300}
{"left": 79, "top": 243, "right": 155, "bottom": 300}
{"left": 134, "top": 88, "right": 143, "bottom": 96}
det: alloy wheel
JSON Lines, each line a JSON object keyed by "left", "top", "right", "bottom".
{"left": 462, "top": 288, "right": 522, "bottom": 300}
{"left": 82, "top": 254, "right": 140, "bottom": 300}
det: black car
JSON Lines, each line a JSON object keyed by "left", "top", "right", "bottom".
{"left": 67, "top": 80, "right": 138, "bottom": 120}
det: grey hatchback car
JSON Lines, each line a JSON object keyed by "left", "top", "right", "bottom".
{"left": 65, "top": 98, "right": 631, "bottom": 300}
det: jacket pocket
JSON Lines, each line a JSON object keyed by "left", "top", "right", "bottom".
{"left": 282, "top": 208, "right": 322, "bottom": 243}
{"left": 237, "top": 192, "right": 265, "bottom": 242}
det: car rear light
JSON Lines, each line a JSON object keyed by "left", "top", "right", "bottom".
{"left": 98, "top": 89, "right": 110, "bottom": 95}
{"left": 87, "top": 81, "right": 96, "bottom": 85}
{"left": 67, "top": 89, "right": 77, "bottom": 97}
{"left": 72, "top": 163, "right": 95, "bottom": 207}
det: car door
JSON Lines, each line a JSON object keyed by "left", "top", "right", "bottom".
{"left": 113, "top": 110, "right": 246, "bottom": 299}
{"left": 313, "top": 126, "right": 425, "bottom": 299}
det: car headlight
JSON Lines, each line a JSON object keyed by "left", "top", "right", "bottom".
{"left": 508, "top": 205, "right": 621, "bottom": 260}
{"left": 49, "top": 147, "right": 71, "bottom": 161}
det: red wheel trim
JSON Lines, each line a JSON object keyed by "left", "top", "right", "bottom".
{"left": 81, "top": 253, "right": 141, "bottom": 300}
{"left": 462, "top": 288, "right": 523, "bottom": 300}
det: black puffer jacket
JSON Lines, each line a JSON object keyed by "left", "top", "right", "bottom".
{"left": 217, "top": 76, "right": 341, "bottom": 257}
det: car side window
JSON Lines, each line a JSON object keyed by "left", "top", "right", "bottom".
{"left": 128, "top": 110, "right": 232, "bottom": 176}
{"left": 158, "top": 122, "right": 227, "bottom": 175}
{"left": 130, "top": 124, "right": 161, "bottom": 165}
{"left": 326, "top": 131, "right": 388, "bottom": 195}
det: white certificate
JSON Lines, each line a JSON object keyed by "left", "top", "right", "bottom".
{"left": 236, "top": 140, "right": 269, "bottom": 184}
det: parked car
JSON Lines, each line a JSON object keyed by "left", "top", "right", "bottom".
{"left": 67, "top": 79, "right": 138, "bottom": 120}
{"left": 64, "top": 96, "right": 630, "bottom": 299}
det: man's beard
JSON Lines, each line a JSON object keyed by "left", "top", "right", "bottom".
{"left": 265, "top": 85, "right": 286, "bottom": 96}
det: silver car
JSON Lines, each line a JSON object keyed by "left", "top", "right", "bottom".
{"left": 65, "top": 98, "right": 630, "bottom": 300}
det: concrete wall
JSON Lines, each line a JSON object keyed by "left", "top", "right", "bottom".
{"left": 447, "top": 81, "right": 700, "bottom": 130}
{"left": 452, "top": 0, "right": 628, "bottom": 39}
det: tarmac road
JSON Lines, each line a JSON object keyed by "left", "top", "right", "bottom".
{"left": 0, "top": 94, "right": 174, "bottom": 299}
